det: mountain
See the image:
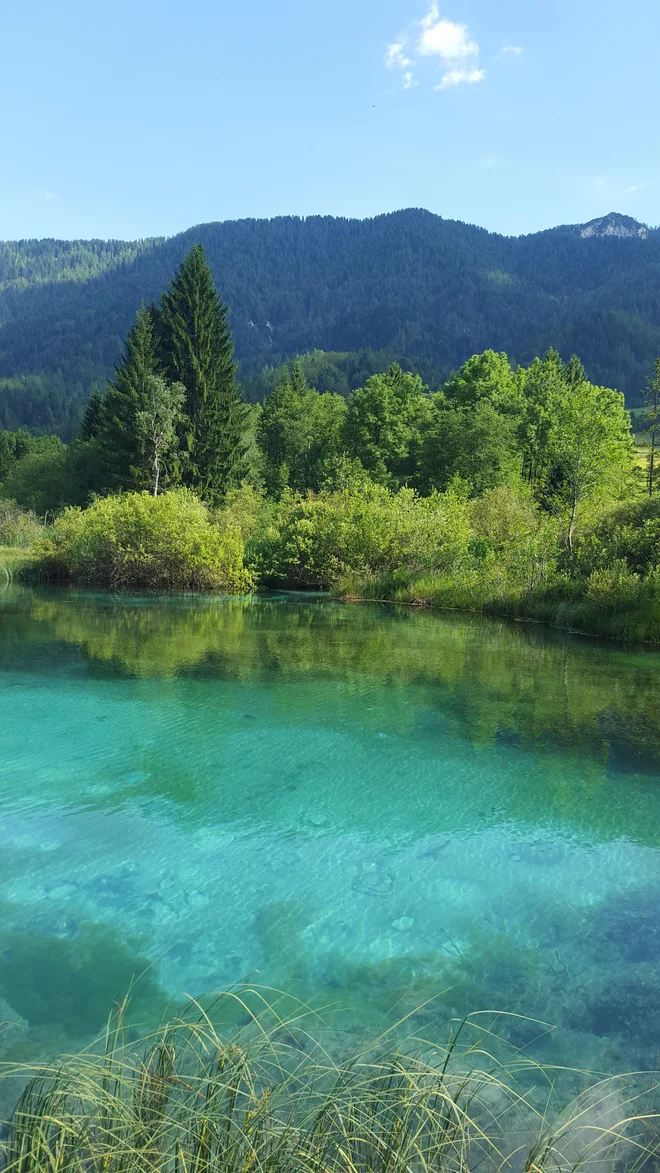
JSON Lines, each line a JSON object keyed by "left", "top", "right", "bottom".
{"left": 0, "top": 208, "right": 659, "bottom": 436}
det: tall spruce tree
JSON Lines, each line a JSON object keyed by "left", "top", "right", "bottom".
{"left": 157, "top": 244, "right": 249, "bottom": 501}
{"left": 98, "top": 305, "right": 162, "bottom": 490}
{"left": 78, "top": 388, "right": 105, "bottom": 441}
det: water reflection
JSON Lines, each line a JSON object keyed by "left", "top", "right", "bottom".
{"left": 0, "top": 587, "right": 659, "bottom": 1075}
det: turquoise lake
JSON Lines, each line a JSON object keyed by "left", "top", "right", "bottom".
{"left": 2, "top": 586, "right": 660, "bottom": 1073}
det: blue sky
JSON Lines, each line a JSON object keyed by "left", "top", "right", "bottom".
{"left": 1, "top": 0, "right": 658, "bottom": 240}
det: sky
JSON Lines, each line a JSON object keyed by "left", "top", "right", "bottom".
{"left": 1, "top": 0, "right": 658, "bottom": 241}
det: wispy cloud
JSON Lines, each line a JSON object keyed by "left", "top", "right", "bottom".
{"left": 435, "top": 67, "right": 485, "bottom": 90}
{"left": 386, "top": 41, "right": 411, "bottom": 69}
{"left": 626, "top": 183, "right": 646, "bottom": 193}
{"left": 45, "top": 192, "right": 57, "bottom": 200}
{"left": 402, "top": 71, "right": 418, "bottom": 89}
{"left": 499, "top": 44, "right": 523, "bottom": 56}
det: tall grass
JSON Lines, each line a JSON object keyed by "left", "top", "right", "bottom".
{"left": 336, "top": 566, "right": 660, "bottom": 644}
{"left": 1, "top": 991, "right": 658, "bottom": 1173}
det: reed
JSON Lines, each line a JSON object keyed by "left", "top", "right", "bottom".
{"left": 1, "top": 991, "right": 658, "bottom": 1173}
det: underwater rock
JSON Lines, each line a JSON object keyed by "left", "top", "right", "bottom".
{"left": 0, "top": 999, "right": 29, "bottom": 1055}
{"left": 351, "top": 861, "right": 395, "bottom": 896}
{"left": 393, "top": 916, "right": 413, "bottom": 932}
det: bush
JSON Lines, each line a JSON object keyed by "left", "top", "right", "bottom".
{"left": 326, "top": 484, "right": 561, "bottom": 610}
{"left": 575, "top": 497, "right": 660, "bottom": 577}
{"left": 253, "top": 484, "right": 474, "bottom": 587}
{"left": 34, "top": 489, "right": 254, "bottom": 592}
{"left": 0, "top": 498, "right": 42, "bottom": 547}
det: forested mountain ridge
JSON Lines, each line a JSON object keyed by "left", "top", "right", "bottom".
{"left": 1, "top": 208, "right": 659, "bottom": 435}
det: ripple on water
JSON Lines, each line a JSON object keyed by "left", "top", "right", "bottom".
{"left": 2, "top": 588, "right": 660, "bottom": 1077}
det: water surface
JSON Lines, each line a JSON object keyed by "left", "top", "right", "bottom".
{"left": 1, "top": 587, "right": 660, "bottom": 1073}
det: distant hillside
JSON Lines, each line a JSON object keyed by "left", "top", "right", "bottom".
{"left": 1, "top": 209, "right": 659, "bottom": 435}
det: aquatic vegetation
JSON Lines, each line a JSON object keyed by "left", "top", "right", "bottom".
{"left": 0, "top": 924, "right": 167, "bottom": 1039}
{"left": 1, "top": 994, "right": 658, "bottom": 1173}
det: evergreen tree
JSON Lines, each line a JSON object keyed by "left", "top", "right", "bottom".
{"left": 99, "top": 306, "right": 161, "bottom": 490}
{"left": 78, "top": 388, "right": 105, "bottom": 441}
{"left": 0, "top": 431, "right": 13, "bottom": 482}
{"left": 563, "top": 354, "right": 587, "bottom": 390}
{"left": 642, "top": 358, "right": 660, "bottom": 496}
{"left": 158, "top": 244, "right": 249, "bottom": 501}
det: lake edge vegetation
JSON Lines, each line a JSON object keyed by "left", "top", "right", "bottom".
{"left": 2, "top": 992, "right": 659, "bottom": 1173}
{"left": 2, "top": 243, "right": 660, "bottom": 642}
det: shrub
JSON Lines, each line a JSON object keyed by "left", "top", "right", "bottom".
{"left": 575, "top": 497, "right": 660, "bottom": 577}
{"left": 34, "top": 489, "right": 254, "bottom": 592}
{"left": 254, "top": 484, "right": 474, "bottom": 587}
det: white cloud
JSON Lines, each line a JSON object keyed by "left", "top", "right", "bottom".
{"left": 626, "top": 183, "right": 646, "bottom": 193}
{"left": 386, "top": 41, "right": 411, "bottom": 69}
{"left": 418, "top": 5, "right": 478, "bottom": 60}
{"left": 435, "top": 67, "right": 485, "bottom": 89}
{"left": 499, "top": 44, "right": 523, "bottom": 56}
{"left": 45, "top": 192, "right": 57, "bottom": 200}
{"left": 385, "top": 5, "right": 491, "bottom": 95}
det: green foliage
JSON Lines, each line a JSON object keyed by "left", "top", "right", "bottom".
{"left": 78, "top": 387, "right": 105, "bottom": 441}
{"left": 544, "top": 378, "right": 635, "bottom": 552}
{"left": 98, "top": 304, "right": 162, "bottom": 492}
{"left": 158, "top": 243, "right": 250, "bottom": 500}
{"left": 255, "top": 484, "right": 485, "bottom": 588}
{"left": 640, "top": 356, "right": 660, "bottom": 495}
{"left": 419, "top": 397, "right": 520, "bottom": 495}
{"left": 136, "top": 375, "right": 186, "bottom": 495}
{"left": 0, "top": 499, "right": 42, "bottom": 547}
{"left": 574, "top": 496, "right": 660, "bottom": 576}
{"left": 1, "top": 435, "right": 71, "bottom": 516}
{"left": 344, "top": 363, "right": 428, "bottom": 485}
{"left": 443, "top": 348, "right": 520, "bottom": 412}
{"left": 35, "top": 489, "right": 253, "bottom": 592}
{"left": 257, "top": 360, "right": 347, "bottom": 493}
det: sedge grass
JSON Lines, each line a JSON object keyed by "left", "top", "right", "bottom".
{"left": 1, "top": 989, "right": 659, "bottom": 1173}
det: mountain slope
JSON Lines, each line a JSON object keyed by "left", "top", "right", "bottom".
{"left": 0, "top": 209, "right": 659, "bottom": 435}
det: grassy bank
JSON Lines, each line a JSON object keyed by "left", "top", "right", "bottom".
{"left": 336, "top": 566, "right": 660, "bottom": 644}
{"left": 6, "top": 481, "right": 660, "bottom": 645}
{"left": 1, "top": 996, "right": 658, "bottom": 1173}
{"left": 0, "top": 546, "right": 36, "bottom": 582}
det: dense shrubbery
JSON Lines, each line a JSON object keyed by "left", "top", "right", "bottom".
{"left": 36, "top": 490, "right": 253, "bottom": 592}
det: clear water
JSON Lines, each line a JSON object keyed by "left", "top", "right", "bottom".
{"left": 2, "top": 586, "right": 660, "bottom": 1074}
